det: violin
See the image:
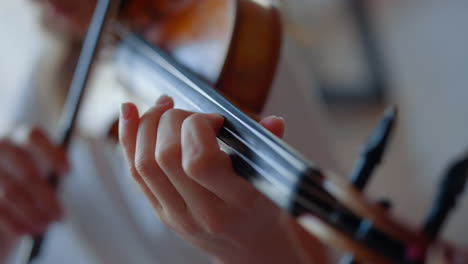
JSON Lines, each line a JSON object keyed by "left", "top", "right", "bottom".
{"left": 118, "top": 0, "right": 281, "bottom": 115}
{"left": 27, "top": 0, "right": 464, "bottom": 263}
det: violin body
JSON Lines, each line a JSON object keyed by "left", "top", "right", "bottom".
{"left": 120, "top": 0, "right": 281, "bottom": 114}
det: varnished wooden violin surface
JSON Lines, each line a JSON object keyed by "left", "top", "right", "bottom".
{"left": 119, "top": 0, "right": 281, "bottom": 114}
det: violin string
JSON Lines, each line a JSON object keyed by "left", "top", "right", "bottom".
{"left": 222, "top": 139, "right": 351, "bottom": 222}
{"left": 115, "top": 33, "right": 370, "bottom": 240}
{"left": 116, "top": 33, "right": 358, "bottom": 225}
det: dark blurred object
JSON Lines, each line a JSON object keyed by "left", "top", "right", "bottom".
{"left": 423, "top": 154, "right": 468, "bottom": 239}
{"left": 321, "top": 0, "right": 388, "bottom": 105}
{"left": 350, "top": 106, "right": 397, "bottom": 190}
{"left": 340, "top": 108, "right": 396, "bottom": 264}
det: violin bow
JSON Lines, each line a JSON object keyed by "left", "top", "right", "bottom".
{"left": 24, "top": 0, "right": 120, "bottom": 262}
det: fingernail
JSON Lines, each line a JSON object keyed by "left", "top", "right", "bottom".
{"left": 273, "top": 116, "right": 284, "bottom": 121}
{"left": 156, "top": 95, "right": 172, "bottom": 106}
{"left": 120, "top": 103, "right": 133, "bottom": 121}
{"left": 262, "top": 116, "right": 284, "bottom": 125}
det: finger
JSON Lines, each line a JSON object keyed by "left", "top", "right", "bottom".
{"left": 0, "top": 143, "right": 61, "bottom": 221}
{"left": 0, "top": 203, "right": 30, "bottom": 236}
{"left": 181, "top": 113, "right": 258, "bottom": 209}
{"left": 259, "top": 116, "right": 285, "bottom": 138}
{"left": 133, "top": 96, "right": 186, "bottom": 216}
{"left": 157, "top": 110, "right": 224, "bottom": 223}
{"left": 0, "top": 142, "right": 42, "bottom": 182}
{"left": 26, "top": 128, "right": 69, "bottom": 175}
{"left": 0, "top": 169, "right": 48, "bottom": 234}
{"left": 119, "top": 102, "right": 162, "bottom": 212}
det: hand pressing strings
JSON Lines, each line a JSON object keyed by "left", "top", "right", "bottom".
{"left": 0, "top": 128, "right": 67, "bottom": 239}
{"left": 118, "top": 95, "right": 312, "bottom": 264}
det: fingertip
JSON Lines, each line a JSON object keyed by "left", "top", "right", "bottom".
{"left": 120, "top": 103, "right": 137, "bottom": 121}
{"left": 260, "top": 116, "right": 285, "bottom": 138}
{"left": 119, "top": 103, "right": 140, "bottom": 147}
{"left": 155, "top": 95, "right": 174, "bottom": 107}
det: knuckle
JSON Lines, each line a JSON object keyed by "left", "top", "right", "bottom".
{"left": 161, "top": 109, "right": 185, "bottom": 122}
{"left": 162, "top": 211, "right": 200, "bottom": 236}
{"left": 151, "top": 202, "right": 164, "bottom": 215}
{"left": 183, "top": 113, "right": 205, "bottom": 128}
{"left": 182, "top": 152, "right": 212, "bottom": 180}
{"left": 158, "top": 213, "right": 171, "bottom": 227}
{"left": 202, "top": 213, "right": 226, "bottom": 235}
{"left": 175, "top": 219, "right": 200, "bottom": 236}
{"left": 156, "top": 141, "right": 181, "bottom": 169}
{"left": 134, "top": 158, "right": 156, "bottom": 176}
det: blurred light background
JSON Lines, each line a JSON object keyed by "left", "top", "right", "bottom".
{"left": 1, "top": 0, "right": 467, "bottom": 249}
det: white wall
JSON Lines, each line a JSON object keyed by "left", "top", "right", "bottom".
{"left": 286, "top": 0, "right": 468, "bottom": 245}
